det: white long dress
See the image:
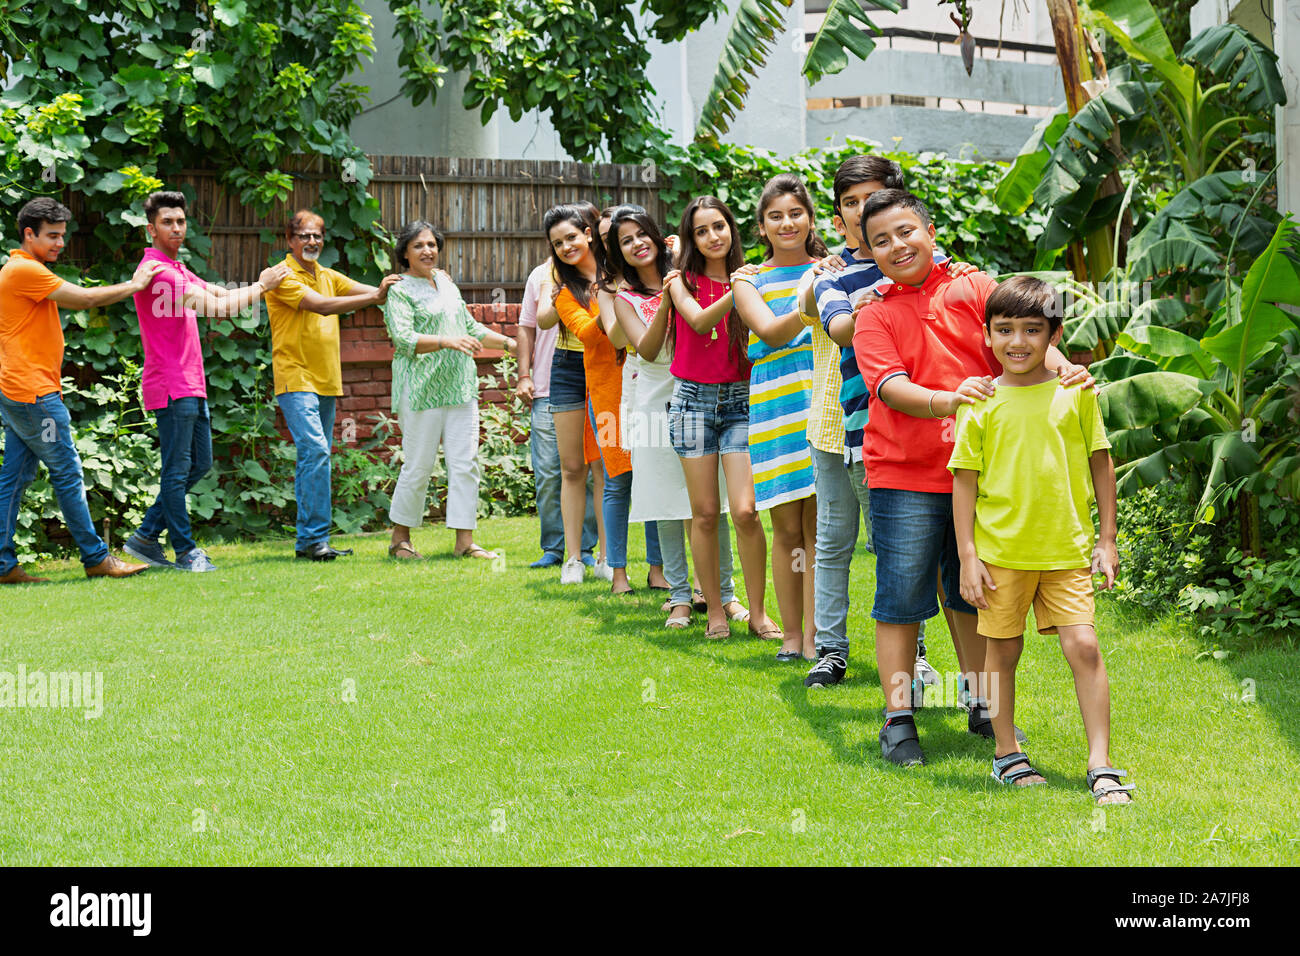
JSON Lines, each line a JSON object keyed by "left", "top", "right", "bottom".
{"left": 618, "top": 288, "right": 728, "bottom": 523}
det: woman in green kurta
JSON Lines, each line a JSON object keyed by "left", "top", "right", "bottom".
{"left": 382, "top": 221, "right": 517, "bottom": 559}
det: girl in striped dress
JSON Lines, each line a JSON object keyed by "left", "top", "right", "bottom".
{"left": 731, "top": 173, "right": 827, "bottom": 662}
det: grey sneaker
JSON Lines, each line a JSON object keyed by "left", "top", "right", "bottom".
{"left": 123, "top": 534, "right": 174, "bottom": 569}
{"left": 175, "top": 548, "right": 217, "bottom": 572}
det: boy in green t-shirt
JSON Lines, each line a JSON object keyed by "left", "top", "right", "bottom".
{"left": 948, "top": 276, "right": 1134, "bottom": 804}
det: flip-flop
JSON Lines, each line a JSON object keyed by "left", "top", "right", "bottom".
{"left": 748, "top": 623, "right": 782, "bottom": 640}
{"left": 455, "top": 545, "right": 497, "bottom": 560}
{"left": 723, "top": 601, "right": 750, "bottom": 622}
{"left": 388, "top": 541, "right": 423, "bottom": 560}
{"left": 664, "top": 606, "right": 692, "bottom": 629}
{"left": 704, "top": 622, "right": 729, "bottom": 640}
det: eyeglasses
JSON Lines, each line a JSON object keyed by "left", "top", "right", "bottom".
{"left": 294, "top": 232, "right": 323, "bottom": 241}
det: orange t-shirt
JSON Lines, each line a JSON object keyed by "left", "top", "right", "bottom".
{"left": 0, "top": 249, "right": 66, "bottom": 403}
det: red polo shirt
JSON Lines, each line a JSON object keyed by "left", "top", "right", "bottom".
{"left": 852, "top": 266, "right": 999, "bottom": 493}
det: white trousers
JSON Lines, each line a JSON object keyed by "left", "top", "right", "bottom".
{"left": 388, "top": 400, "right": 480, "bottom": 530}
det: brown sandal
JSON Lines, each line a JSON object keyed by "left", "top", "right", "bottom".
{"left": 388, "top": 541, "right": 423, "bottom": 560}
{"left": 747, "top": 621, "right": 782, "bottom": 640}
{"left": 455, "top": 545, "right": 497, "bottom": 560}
{"left": 705, "top": 622, "right": 730, "bottom": 640}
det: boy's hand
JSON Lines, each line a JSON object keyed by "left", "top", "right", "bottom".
{"left": 946, "top": 260, "right": 978, "bottom": 278}
{"left": 960, "top": 557, "right": 996, "bottom": 610}
{"left": 1091, "top": 539, "right": 1119, "bottom": 590}
{"left": 1058, "top": 362, "right": 1097, "bottom": 392}
{"left": 952, "top": 375, "right": 996, "bottom": 409}
{"left": 811, "top": 253, "right": 847, "bottom": 275}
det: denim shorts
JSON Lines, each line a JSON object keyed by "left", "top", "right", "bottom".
{"left": 668, "top": 378, "right": 750, "bottom": 459}
{"left": 868, "top": 486, "right": 977, "bottom": 623}
{"left": 549, "top": 348, "right": 586, "bottom": 413}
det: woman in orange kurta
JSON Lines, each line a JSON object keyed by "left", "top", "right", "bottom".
{"left": 555, "top": 285, "right": 632, "bottom": 593}
{"left": 536, "top": 203, "right": 629, "bottom": 592}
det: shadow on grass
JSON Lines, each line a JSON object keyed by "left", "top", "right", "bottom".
{"left": 528, "top": 572, "right": 999, "bottom": 781}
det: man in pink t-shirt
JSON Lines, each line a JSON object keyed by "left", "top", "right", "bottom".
{"left": 123, "top": 191, "right": 287, "bottom": 572}
{"left": 516, "top": 260, "right": 595, "bottom": 567}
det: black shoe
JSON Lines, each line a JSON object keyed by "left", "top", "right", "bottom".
{"left": 968, "top": 702, "right": 1028, "bottom": 743}
{"left": 327, "top": 546, "right": 353, "bottom": 558}
{"left": 804, "top": 651, "right": 847, "bottom": 688}
{"left": 880, "top": 714, "right": 925, "bottom": 766}
{"left": 296, "top": 542, "right": 337, "bottom": 561}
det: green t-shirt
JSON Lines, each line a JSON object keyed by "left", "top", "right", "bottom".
{"left": 947, "top": 378, "right": 1110, "bottom": 570}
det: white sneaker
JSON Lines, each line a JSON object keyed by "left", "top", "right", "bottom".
{"left": 560, "top": 556, "right": 585, "bottom": 585}
{"left": 593, "top": 557, "right": 615, "bottom": 582}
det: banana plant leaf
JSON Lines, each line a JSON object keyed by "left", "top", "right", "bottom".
{"left": 1099, "top": 371, "right": 1207, "bottom": 430}
{"left": 1117, "top": 325, "right": 1216, "bottom": 377}
{"left": 1181, "top": 24, "right": 1287, "bottom": 113}
{"left": 994, "top": 109, "right": 1069, "bottom": 214}
{"left": 1200, "top": 220, "right": 1300, "bottom": 374}
{"left": 803, "top": 0, "right": 899, "bottom": 85}
{"left": 1084, "top": 0, "right": 1194, "bottom": 102}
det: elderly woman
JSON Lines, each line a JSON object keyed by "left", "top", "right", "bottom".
{"left": 382, "top": 220, "right": 516, "bottom": 560}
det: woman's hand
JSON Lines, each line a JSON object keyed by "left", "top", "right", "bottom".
{"left": 729, "top": 263, "right": 761, "bottom": 286}
{"left": 442, "top": 335, "right": 482, "bottom": 356}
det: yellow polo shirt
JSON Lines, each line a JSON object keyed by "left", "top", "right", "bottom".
{"left": 263, "top": 254, "right": 353, "bottom": 396}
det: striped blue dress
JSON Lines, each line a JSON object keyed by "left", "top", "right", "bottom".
{"left": 744, "top": 263, "right": 816, "bottom": 510}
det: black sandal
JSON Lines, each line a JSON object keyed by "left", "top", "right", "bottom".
{"left": 991, "top": 751, "right": 1046, "bottom": 787}
{"left": 1086, "top": 766, "right": 1135, "bottom": 803}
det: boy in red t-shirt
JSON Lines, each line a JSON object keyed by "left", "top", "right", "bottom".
{"left": 851, "top": 190, "right": 1090, "bottom": 766}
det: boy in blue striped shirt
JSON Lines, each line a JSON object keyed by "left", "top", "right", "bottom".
{"left": 801, "top": 158, "right": 988, "bottom": 723}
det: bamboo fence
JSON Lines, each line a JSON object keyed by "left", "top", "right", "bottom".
{"left": 100, "top": 155, "right": 667, "bottom": 303}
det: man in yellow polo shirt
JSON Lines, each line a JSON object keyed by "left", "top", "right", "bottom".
{"left": 263, "top": 209, "right": 400, "bottom": 561}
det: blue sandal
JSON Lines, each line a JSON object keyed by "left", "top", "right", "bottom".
{"left": 991, "top": 751, "right": 1046, "bottom": 787}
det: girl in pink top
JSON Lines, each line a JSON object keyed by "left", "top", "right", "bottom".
{"left": 657, "top": 196, "right": 778, "bottom": 642}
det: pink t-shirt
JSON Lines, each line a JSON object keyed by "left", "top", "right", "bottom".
{"left": 132, "top": 248, "right": 208, "bottom": 410}
{"left": 669, "top": 273, "right": 751, "bottom": 384}
{"left": 518, "top": 261, "right": 558, "bottom": 399}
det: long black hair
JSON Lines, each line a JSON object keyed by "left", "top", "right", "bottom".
{"left": 604, "top": 205, "right": 671, "bottom": 296}
{"left": 671, "top": 195, "right": 748, "bottom": 367}
{"left": 542, "top": 203, "right": 605, "bottom": 309}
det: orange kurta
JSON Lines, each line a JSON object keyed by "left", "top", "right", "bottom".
{"left": 556, "top": 287, "right": 631, "bottom": 477}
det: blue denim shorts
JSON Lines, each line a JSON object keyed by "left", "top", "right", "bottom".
{"left": 549, "top": 348, "right": 586, "bottom": 413}
{"left": 668, "top": 378, "right": 750, "bottom": 459}
{"left": 868, "top": 486, "right": 976, "bottom": 623}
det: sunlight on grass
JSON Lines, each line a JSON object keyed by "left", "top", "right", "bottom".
{"left": 2, "top": 517, "right": 1297, "bottom": 865}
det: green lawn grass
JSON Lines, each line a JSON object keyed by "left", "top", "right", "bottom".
{"left": 2, "top": 516, "right": 1297, "bottom": 865}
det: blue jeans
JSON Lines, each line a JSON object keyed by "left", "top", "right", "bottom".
{"left": 645, "top": 521, "right": 662, "bottom": 567}
{"left": 277, "top": 391, "right": 336, "bottom": 551}
{"left": 589, "top": 397, "right": 631, "bottom": 569}
{"left": 868, "top": 486, "right": 976, "bottom": 623}
{"left": 656, "top": 515, "right": 736, "bottom": 607}
{"left": 530, "top": 396, "right": 596, "bottom": 559}
{"left": 138, "top": 397, "right": 212, "bottom": 557}
{"left": 811, "top": 445, "right": 856, "bottom": 657}
{"left": 0, "top": 391, "right": 109, "bottom": 573}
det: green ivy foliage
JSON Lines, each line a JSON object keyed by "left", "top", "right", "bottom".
{"left": 644, "top": 137, "right": 1046, "bottom": 273}
{"left": 0, "top": 0, "right": 389, "bottom": 275}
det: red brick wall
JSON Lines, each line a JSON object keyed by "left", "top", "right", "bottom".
{"left": 276, "top": 303, "right": 523, "bottom": 443}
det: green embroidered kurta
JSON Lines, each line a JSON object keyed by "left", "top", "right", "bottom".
{"left": 382, "top": 273, "right": 488, "bottom": 412}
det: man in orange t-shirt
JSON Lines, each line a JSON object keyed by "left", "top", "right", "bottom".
{"left": 0, "top": 197, "right": 163, "bottom": 583}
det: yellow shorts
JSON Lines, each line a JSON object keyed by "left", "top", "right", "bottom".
{"left": 978, "top": 564, "right": 1095, "bottom": 639}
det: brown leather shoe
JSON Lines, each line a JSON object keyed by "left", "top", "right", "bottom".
{"left": 0, "top": 566, "right": 51, "bottom": 584}
{"left": 85, "top": 555, "right": 149, "bottom": 579}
